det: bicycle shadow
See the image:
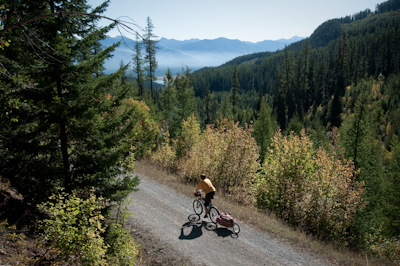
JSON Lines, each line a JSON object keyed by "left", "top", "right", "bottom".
{"left": 178, "top": 214, "right": 207, "bottom": 240}
{"left": 204, "top": 222, "right": 238, "bottom": 238}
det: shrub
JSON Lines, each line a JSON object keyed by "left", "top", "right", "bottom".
{"left": 38, "top": 189, "right": 108, "bottom": 265}
{"left": 255, "top": 129, "right": 365, "bottom": 242}
{"left": 151, "top": 128, "right": 178, "bottom": 170}
{"left": 179, "top": 118, "right": 259, "bottom": 197}
{"left": 151, "top": 114, "right": 200, "bottom": 171}
{"left": 367, "top": 226, "right": 400, "bottom": 264}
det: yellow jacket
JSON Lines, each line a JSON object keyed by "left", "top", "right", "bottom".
{"left": 195, "top": 178, "right": 216, "bottom": 195}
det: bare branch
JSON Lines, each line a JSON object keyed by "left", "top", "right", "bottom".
{"left": 0, "top": 11, "right": 144, "bottom": 39}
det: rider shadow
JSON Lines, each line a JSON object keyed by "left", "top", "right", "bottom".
{"left": 179, "top": 214, "right": 207, "bottom": 240}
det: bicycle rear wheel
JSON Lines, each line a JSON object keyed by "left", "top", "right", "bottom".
{"left": 209, "top": 206, "right": 220, "bottom": 224}
{"left": 232, "top": 223, "right": 240, "bottom": 234}
{"left": 193, "top": 199, "right": 203, "bottom": 215}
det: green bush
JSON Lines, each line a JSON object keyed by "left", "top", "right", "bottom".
{"left": 38, "top": 189, "right": 139, "bottom": 265}
{"left": 38, "top": 189, "right": 108, "bottom": 265}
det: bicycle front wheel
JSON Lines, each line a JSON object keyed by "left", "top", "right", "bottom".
{"left": 232, "top": 223, "right": 240, "bottom": 234}
{"left": 209, "top": 206, "right": 220, "bottom": 224}
{"left": 193, "top": 199, "right": 203, "bottom": 215}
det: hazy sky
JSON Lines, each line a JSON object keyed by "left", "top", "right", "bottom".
{"left": 88, "top": 0, "right": 381, "bottom": 42}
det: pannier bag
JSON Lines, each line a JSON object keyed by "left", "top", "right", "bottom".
{"left": 216, "top": 212, "right": 234, "bottom": 227}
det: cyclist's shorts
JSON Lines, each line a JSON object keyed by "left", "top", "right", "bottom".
{"left": 204, "top": 191, "right": 215, "bottom": 207}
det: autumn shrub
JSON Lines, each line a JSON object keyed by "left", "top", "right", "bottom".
{"left": 151, "top": 114, "right": 201, "bottom": 170}
{"left": 38, "top": 189, "right": 139, "bottom": 265}
{"left": 254, "top": 129, "right": 365, "bottom": 242}
{"left": 38, "top": 190, "right": 108, "bottom": 265}
{"left": 151, "top": 139, "right": 177, "bottom": 170}
{"left": 179, "top": 118, "right": 259, "bottom": 199}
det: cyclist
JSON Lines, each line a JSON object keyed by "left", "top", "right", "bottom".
{"left": 194, "top": 174, "right": 216, "bottom": 218}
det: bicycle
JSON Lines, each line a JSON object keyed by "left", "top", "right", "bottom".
{"left": 193, "top": 190, "right": 220, "bottom": 224}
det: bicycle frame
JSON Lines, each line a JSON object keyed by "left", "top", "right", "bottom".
{"left": 193, "top": 190, "right": 219, "bottom": 223}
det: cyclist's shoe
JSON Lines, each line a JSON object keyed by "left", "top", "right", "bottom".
{"left": 204, "top": 215, "right": 208, "bottom": 218}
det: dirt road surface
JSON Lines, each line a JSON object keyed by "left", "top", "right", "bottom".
{"left": 126, "top": 173, "right": 329, "bottom": 266}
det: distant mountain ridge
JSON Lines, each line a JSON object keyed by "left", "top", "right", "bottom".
{"left": 100, "top": 36, "right": 305, "bottom": 76}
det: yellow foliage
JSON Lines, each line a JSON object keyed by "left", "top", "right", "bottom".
{"left": 179, "top": 118, "right": 260, "bottom": 196}
{"left": 255, "top": 129, "right": 365, "bottom": 242}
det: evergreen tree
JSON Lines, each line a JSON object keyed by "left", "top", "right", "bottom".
{"left": 252, "top": 96, "right": 274, "bottom": 163}
{"left": 160, "top": 68, "right": 177, "bottom": 126}
{"left": 204, "top": 88, "right": 212, "bottom": 125}
{"left": 298, "top": 38, "right": 311, "bottom": 118}
{"left": 219, "top": 92, "right": 233, "bottom": 120}
{"left": 386, "top": 136, "right": 400, "bottom": 236}
{"left": 340, "top": 79, "right": 371, "bottom": 169}
{"left": 143, "top": 16, "right": 159, "bottom": 100}
{"left": 230, "top": 64, "right": 240, "bottom": 119}
{"left": 340, "top": 79, "right": 387, "bottom": 244}
{"left": 255, "top": 87, "right": 263, "bottom": 117}
{"left": 119, "top": 59, "right": 128, "bottom": 85}
{"left": 168, "top": 69, "right": 197, "bottom": 138}
{"left": 132, "top": 33, "right": 145, "bottom": 98}
{"left": 274, "top": 47, "right": 296, "bottom": 130}
{"left": 331, "top": 30, "right": 349, "bottom": 127}
{"left": 0, "top": 0, "right": 139, "bottom": 207}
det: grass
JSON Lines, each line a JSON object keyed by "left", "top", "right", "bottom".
{"left": 134, "top": 159, "right": 395, "bottom": 266}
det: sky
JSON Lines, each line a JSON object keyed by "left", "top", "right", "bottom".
{"left": 88, "top": 0, "right": 382, "bottom": 43}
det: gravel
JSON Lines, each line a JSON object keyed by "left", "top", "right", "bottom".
{"left": 126, "top": 173, "right": 329, "bottom": 266}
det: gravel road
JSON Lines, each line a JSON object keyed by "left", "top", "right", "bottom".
{"left": 126, "top": 173, "right": 329, "bottom": 266}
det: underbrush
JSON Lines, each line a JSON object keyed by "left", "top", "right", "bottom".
{"left": 0, "top": 188, "right": 140, "bottom": 265}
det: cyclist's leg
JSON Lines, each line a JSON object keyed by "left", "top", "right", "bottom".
{"left": 204, "top": 191, "right": 215, "bottom": 218}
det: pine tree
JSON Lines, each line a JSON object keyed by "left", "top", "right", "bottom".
{"left": 331, "top": 30, "right": 349, "bottom": 127}
{"left": 167, "top": 69, "right": 197, "bottom": 138}
{"left": 340, "top": 79, "right": 371, "bottom": 169}
{"left": 230, "top": 64, "right": 240, "bottom": 119}
{"left": 386, "top": 136, "right": 400, "bottom": 236}
{"left": 143, "top": 17, "right": 159, "bottom": 100}
{"left": 0, "top": 0, "right": 139, "bottom": 207}
{"left": 219, "top": 92, "right": 233, "bottom": 120}
{"left": 204, "top": 88, "right": 212, "bottom": 125}
{"left": 252, "top": 96, "right": 274, "bottom": 163}
{"left": 299, "top": 38, "right": 311, "bottom": 118}
{"left": 132, "top": 33, "right": 145, "bottom": 98}
{"left": 274, "top": 47, "right": 296, "bottom": 130}
{"left": 160, "top": 68, "right": 177, "bottom": 125}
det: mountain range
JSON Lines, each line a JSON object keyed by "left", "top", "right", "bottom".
{"left": 100, "top": 36, "right": 305, "bottom": 76}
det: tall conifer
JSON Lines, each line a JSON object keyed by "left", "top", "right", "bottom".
{"left": 133, "top": 33, "right": 145, "bottom": 98}
{"left": 143, "top": 17, "right": 159, "bottom": 100}
{"left": 230, "top": 64, "right": 240, "bottom": 118}
{"left": 0, "top": 0, "right": 139, "bottom": 206}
